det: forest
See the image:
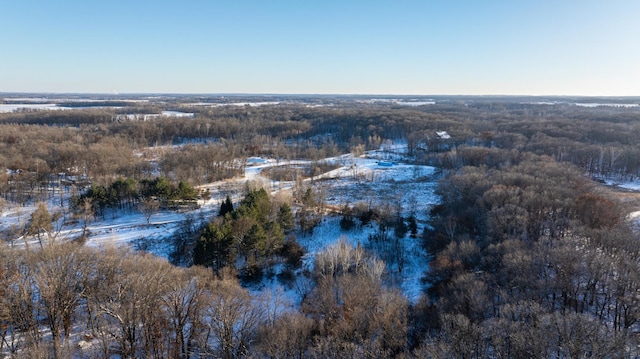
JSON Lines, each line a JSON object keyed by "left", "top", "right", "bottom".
{"left": 1, "top": 95, "right": 640, "bottom": 358}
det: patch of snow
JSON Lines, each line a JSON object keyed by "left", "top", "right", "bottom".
{"left": 627, "top": 211, "right": 640, "bottom": 220}
{"left": 161, "top": 110, "right": 195, "bottom": 118}
{"left": 189, "top": 101, "right": 281, "bottom": 107}
{"left": 0, "top": 103, "right": 63, "bottom": 112}
{"left": 574, "top": 103, "right": 639, "bottom": 108}
{"left": 605, "top": 179, "right": 640, "bottom": 191}
{"left": 356, "top": 98, "right": 435, "bottom": 106}
{"left": 394, "top": 101, "right": 436, "bottom": 106}
{"left": 247, "top": 157, "right": 267, "bottom": 164}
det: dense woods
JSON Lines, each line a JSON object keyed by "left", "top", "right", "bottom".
{"left": 1, "top": 95, "right": 640, "bottom": 357}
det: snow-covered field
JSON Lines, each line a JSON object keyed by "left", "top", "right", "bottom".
{"left": 188, "top": 101, "right": 282, "bottom": 107}
{"left": 0, "top": 103, "right": 66, "bottom": 112}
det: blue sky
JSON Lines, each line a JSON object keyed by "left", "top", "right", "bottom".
{"left": 2, "top": 0, "right": 639, "bottom": 95}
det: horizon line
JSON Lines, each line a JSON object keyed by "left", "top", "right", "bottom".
{"left": 2, "top": 91, "right": 640, "bottom": 99}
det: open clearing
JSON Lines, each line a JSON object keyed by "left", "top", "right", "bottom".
{"left": 0, "top": 143, "right": 439, "bottom": 303}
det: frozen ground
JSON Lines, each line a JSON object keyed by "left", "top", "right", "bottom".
{"left": 242, "top": 145, "right": 440, "bottom": 303}
{"left": 6, "top": 143, "right": 640, "bottom": 303}
{"left": 0, "top": 103, "right": 65, "bottom": 112}
{"left": 606, "top": 178, "right": 640, "bottom": 191}
{"left": 0, "top": 143, "right": 438, "bottom": 302}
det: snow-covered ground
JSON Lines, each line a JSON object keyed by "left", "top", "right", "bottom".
{"left": 0, "top": 103, "right": 66, "bottom": 112}
{"left": 189, "top": 101, "right": 282, "bottom": 107}
{"left": 606, "top": 178, "right": 640, "bottom": 191}
{"left": 242, "top": 145, "right": 439, "bottom": 303}
{"left": 356, "top": 98, "right": 435, "bottom": 106}
{"left": 10, "top": 142, "right": 640, "bottom": 306}
{"left": 604, "top": 179, "right": 640, "bottom": 231}
{"left": 0, "top": 143, "right": 438, "bottom": 302}
{"left": 8, "top": 142, "right": 640, "bottom": 304}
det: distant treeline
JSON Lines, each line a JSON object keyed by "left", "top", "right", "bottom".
{"left": 56, "top": 101, "right": 134, "bottom": 108}
{"left": 3, "top": 100, "right": 640, "bottom": 173}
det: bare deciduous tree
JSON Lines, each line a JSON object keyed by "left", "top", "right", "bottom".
{"left": 203, "top": 271, "right": 264, "bottom": 359}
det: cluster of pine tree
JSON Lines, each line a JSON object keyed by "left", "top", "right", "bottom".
{"left": 73, "top": 176, "right": 198, "bottom": 218}
{"left": 193, "top": 189, "right": 302, "bottom": 283}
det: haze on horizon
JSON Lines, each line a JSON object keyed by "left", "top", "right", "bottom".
{"left": 2, "top": 0, "right": 639, "bottom": 96}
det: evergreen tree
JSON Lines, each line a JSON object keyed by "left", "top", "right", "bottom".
{"left": 176, "top": 180, "right": 197, "bottom": 200}
{"left": 236, "top": 188, "right": 270, "bottom": 224}
{"left": 84, "top": 184, "right": 109, "bottom": 217}
{"left": 219, "top": 195, "right": 234, "bottom": 217}
{"left": 261, "top": 221, "right": 285, "bottom": 257}
{"left": 302, "top": 188, "right": 316, "bottom": 208}
{"left": 243, "top": 223, "right": 268, "bottom": 257}
{"left": 193, "top": 222, "right": 234, "bottom": 273}
{"left": 277, "top": 203, "right": 295, "bottom": 234}
{"left": 154, "top": 176, "right": 172, "bottom": 201}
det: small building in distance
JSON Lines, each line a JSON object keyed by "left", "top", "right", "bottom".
{"left": 435, "top": 131, "right": 451, "bottom": 139}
